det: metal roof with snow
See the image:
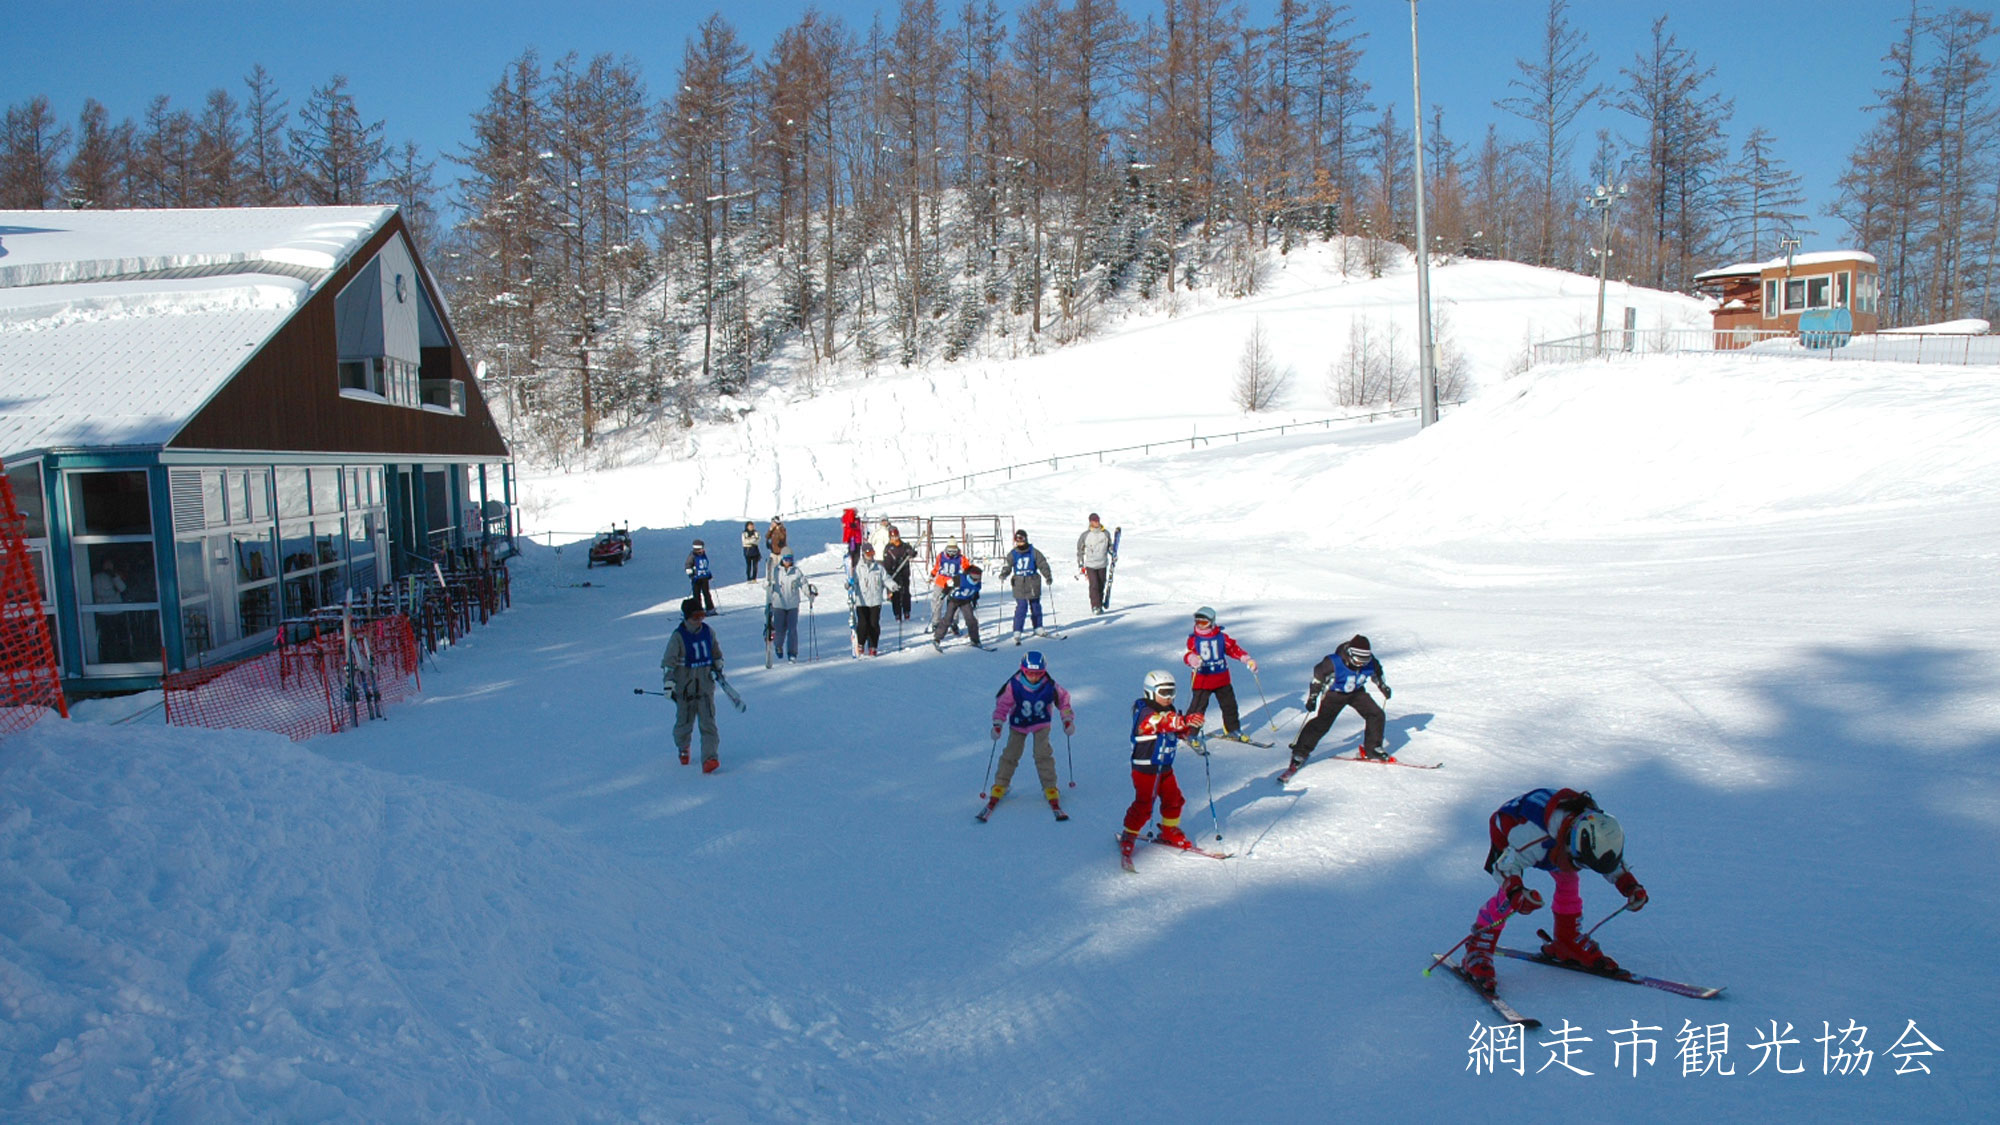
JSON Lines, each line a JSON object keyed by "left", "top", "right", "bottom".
{"left": 0, "top": 207, "right": 392, "bottom": 460}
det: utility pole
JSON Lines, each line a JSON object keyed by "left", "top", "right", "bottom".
{"left": 1408, "top": 0, "right": 1437, "bottom": 427}
{"left": 1587, "top": 178, "right": 1628, "bottom": 354}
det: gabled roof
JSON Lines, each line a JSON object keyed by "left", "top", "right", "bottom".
{"left": 0, "top": 207, "right": 392, "bottom": 461}
{"left": 1692, "top": 249, "right": 1879, "bottom": 282}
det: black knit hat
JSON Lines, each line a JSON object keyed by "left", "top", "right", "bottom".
{"left": 681, "top": 598, "right": 702, "bottom": 617}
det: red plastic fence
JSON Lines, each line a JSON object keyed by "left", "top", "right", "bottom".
{"left": 163, "top": 615, "right": 421, "bottom": 741}
{"left": 0, "top": 463, "right": 67, "bottom": 736}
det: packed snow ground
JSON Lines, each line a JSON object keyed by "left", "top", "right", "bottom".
{"left": 6, "top": 262, "right": 1999, "bottom": 1121}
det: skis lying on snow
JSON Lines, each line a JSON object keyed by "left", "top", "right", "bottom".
{"left": 1434, "top": 958, "right": 1542, "bottom": 1029}
{"left": 1498, "top": 945, "right": 1726, "bottom": 1000}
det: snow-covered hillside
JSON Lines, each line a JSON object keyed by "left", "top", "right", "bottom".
{"left": 520, "top": 250, "right": 1708, "bottom": 539}
{"left": 7, "top": 282, "right": 1998, "bottom": 1120}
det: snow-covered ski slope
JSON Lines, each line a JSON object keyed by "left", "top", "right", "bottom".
{"left": 521, "top": 251, "right": 1709, "bottom": 536}
{"left": 9, "top": 270, "right": 2000, "bottom": 1120}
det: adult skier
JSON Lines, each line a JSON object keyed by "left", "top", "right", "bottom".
{"left": 660, "top": 598, "right": 725, "bottom": 773}
{"left": 986, "top": 651, "right": 1075, "bottom": 818}
{"left": 1005, "top": 529, "right": 1055, "bottom": 642}
{"left": 932, "top": 560, "right": 984, "bottom": 649}
{"left": 766, "top": 552, "right": 816, "bottom": 663}
{"left": 1119, "top": 669, "right": 1206, "bottom": 865}
{"left": 1458, "top": 788, "right": 1650, "bottom": 993}
{"left": 1076, "top": 513, "right": 1114, "bottom": 614}
{"left": 1183, "top": 607, "right": 1258, "bottom": 741}
{"left": 1285, "top": 634, "right": 1392, "bottom": 768}
{"left": 765, "top": 517, "right": 789, "bottom": 559}
{"left": 881, "top": 526, "right": 918, "bottom": 623}
{"left": 741, "top": 521, "right": 762, "bottom": 582}
{"left": 685, "top": 540, "right": 717, "bottom": 613}
{"left": 852, "top": 542, "right": 898, "bottom": 656}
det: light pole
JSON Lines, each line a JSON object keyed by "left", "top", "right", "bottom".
{"left": 1587, "top": 178, "right": 1628, "bottom": 354}
{"left": 1408, "top": 0, "right": 1437, "bottom": 427}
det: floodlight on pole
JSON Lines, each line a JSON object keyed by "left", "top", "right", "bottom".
{"left": 1408, "top": 0, "right": 1437, "bottom": 427}
{"left": 1587, "top": 177, "right": 1628, "bottom": 354}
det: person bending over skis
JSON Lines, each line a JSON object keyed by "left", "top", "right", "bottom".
{"left": 1118, "top": 669, "right": 1207, "bottom": 864}
{"left": 1286, "top": 633, "right": 1392, "bottom": 768}
{"left": 1459, "top": 787, "right": 1650, "bottom": 993}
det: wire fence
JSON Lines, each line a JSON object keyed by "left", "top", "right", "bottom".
{"left": 1534, "top": 327, "right": 2000, "bottom": 366}
{"left": 807, "top": 401, "right": 1455, "bottom": 515}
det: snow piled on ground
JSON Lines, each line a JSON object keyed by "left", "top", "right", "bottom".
{"left": 4, "top": 255, "right": 1998, "bottom": 1120}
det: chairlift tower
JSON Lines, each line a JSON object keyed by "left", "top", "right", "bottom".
{"left": 1408, "top": 0, "right": 1437, "bottom": 426}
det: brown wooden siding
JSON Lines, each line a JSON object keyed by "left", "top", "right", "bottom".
{"left": 168, "top": 213, "right": 510, "bottom": 459}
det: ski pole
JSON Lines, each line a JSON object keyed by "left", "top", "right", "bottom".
{"left": 1063, "top": 724, "right": 1076, "bottom": 788}
{"left": 1583, "top": 903, "right": 1631, "bottom": 942}
{"left": 1251, "top": 666, "right": 1279, "bottom": 734}
{"left": 1424, "top": 906, "right": 1519, "bottom": 976}
{"left": 632, "top": 687, "right": 670, "bottom": 697}
{"left": 980, "top": 734, "right": 1000, "bottom": 798}
{"left": 1200, "top": 737, "right": 1221, "bottom": 841}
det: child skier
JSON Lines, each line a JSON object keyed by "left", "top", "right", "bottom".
{"left": 985, "top": 651, "right": 1075, "bottom": 819}
{"left": 932, "top": 561, "right": 984, "bottom": 649}
{"left": 930, "top": 541, "right": 968, "bottom": 633}
{"left": 685, "top": 540, "right": 716, "bottom": 612}
{"left": 1285, "top": 634, "right": 1392, "bottom": 768}
{"left": 661, "top": 598, "right": 725, "bottom": 773}
{"left": 852, "top": 542, "right": 898, "bottom": 656}
{"left": 1183, "top": 607, "right": 1258, "bottom": 740}
{"left": 1006, "top": 528, "right": 1054, "bottom": 642}
{"left": 1119, "top": 669, "right": 1207, "bottom": 865}
{"left": 1459, "top": 787, "right": 1650, "bottom": 993}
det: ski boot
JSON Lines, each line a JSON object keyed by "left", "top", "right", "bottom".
{"left": 702, "top": 758, "right": 720, "bottom": 775}
{"left": 678, "top": 745, "right": 691, "bottom": 766}
{"left": 1155, "top": 823, "right": 1192, "bottom": 849}
{"left": 1461, "top": 924, "right": 1499, "bottom": 994}
{"left": 1045, "top": 787, "right": 1068, "bottom": 821}
{"left": 1358, "top": 744, "right": 1390, "bottom": 761}
{"left": 1541, "top": 912, "right": 1620, "bottom": 973}
{"left": 1119, "top": 829, "right": 1138, "bottom": 862}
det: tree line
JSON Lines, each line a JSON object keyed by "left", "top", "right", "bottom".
{"left": 3, "top": 1, "right": 1995, "bottom": 463}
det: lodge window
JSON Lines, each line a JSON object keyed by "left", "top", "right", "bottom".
{"left": 1782, "top": 275, "right": 1838, "bottom": 314}
{"left": 1763, "top": 279, "right": 1779, "bottom": 319}
{"left": 67, "top": 470, "right": 163, "bottom": 671}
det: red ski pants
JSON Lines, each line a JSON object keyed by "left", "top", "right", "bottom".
{"left": 1124, "top": 767, "right": 1185, "bottom": 835}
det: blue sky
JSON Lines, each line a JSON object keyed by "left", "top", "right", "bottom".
{"left": 5, "top": 1, "right": 1965, "bottom": 245}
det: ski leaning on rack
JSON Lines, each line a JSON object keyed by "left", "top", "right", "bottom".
{"left": 1434, "top": 958, "right": 1542, "bottom": 1028}
{"left": 1496, "top": 946, "right": 1725, "bottom": 999}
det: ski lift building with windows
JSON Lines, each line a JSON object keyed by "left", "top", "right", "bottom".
{"left": 0, "top": 206, "right": 514, "bottom": 695}
{"left": 1693, "top": 249, "right": 1881, "bottom": 340}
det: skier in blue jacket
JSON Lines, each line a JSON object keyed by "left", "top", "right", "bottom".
{"left": 1285, "top": 634, "right": 1391, "bottom": 768}
{"left": 932, "top": 561, "right": 984, "bottom": 649}
{"left": 685, "top": 540, "right": 716, "bottom": 613}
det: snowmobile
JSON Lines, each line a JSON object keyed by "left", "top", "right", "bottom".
{"left": 587, "top": 524, "right": 632, "bottom": 567}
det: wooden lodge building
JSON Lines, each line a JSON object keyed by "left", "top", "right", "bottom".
{"left": 0, "top": 206, "right": 514, "bottom": 694}
{"left": 1692, "top": 249, "right": 1882, "bottom": 341}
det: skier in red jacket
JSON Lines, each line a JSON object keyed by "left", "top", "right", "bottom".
{"left": 1183, "top": 606, "right": 1257, "bottom": 741}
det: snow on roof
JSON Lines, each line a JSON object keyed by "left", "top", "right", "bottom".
{"left": 0, "top": 207, "right": 391, "bottom": 460}
{"left": 1693, "top": 249, "right": 1879, "bottom": 281}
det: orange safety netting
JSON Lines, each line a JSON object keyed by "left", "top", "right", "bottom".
{"left": 163, "top": 615, "right": 421, "bottom": 741}
{"left": 0, "top": 463, "right": 67, "bottom": 735}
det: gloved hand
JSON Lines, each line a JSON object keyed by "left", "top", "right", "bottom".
{"left": 1616, "top": 872, "right": 1649, "bottom": 912}
{"left": 1183, "top": 651, "right": 1200, "bottom": 668}
{"left": 1380, "top": 682, "right": 1393, "bottom": 701}
{"left": 1184, "top": 712, "right": 1206, "bottom": 730}
{"left": 663, "top": 679, "right": 677, "bottom": 703}
{"left": 1502, "top": 875, "right": 1543, "bottom": 915}
{"left": 1062, "top": 713, "right": 1075, "bottom": 735}
{"left": 808, "top": 584, "right": 818, "bottom": 597}
{"left": 991, "top": 723, "right": 1003, "bottom": 739}
{"left": 1245, "top": 657, "right": 1258, "bottom": 673}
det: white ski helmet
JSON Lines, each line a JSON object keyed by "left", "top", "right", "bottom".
{"left": 1142, "top": 670, "right": 1178, "bottom": 701}
{"left": 1566, "top": 810, "right": 1626, "bottom": 874}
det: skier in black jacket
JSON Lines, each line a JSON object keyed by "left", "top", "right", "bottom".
{"left": 1285, "top": 634, "right": 1392, "bottom": 769}
{"left": 880, "top": 526, "right": 918, "bottom": 622}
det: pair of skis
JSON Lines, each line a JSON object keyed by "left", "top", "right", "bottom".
{"left": 975, "top": 794, "right": 1067, "bottom": 822}
{"left": 1439, "top": 947, "right": 1725, "bottom": 1029}
{"left": 1275, "top": 748, "right": 1443, "bottom": 784}
{"left": 1120, "top": 831, "right": 1234, "bottom": 873}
